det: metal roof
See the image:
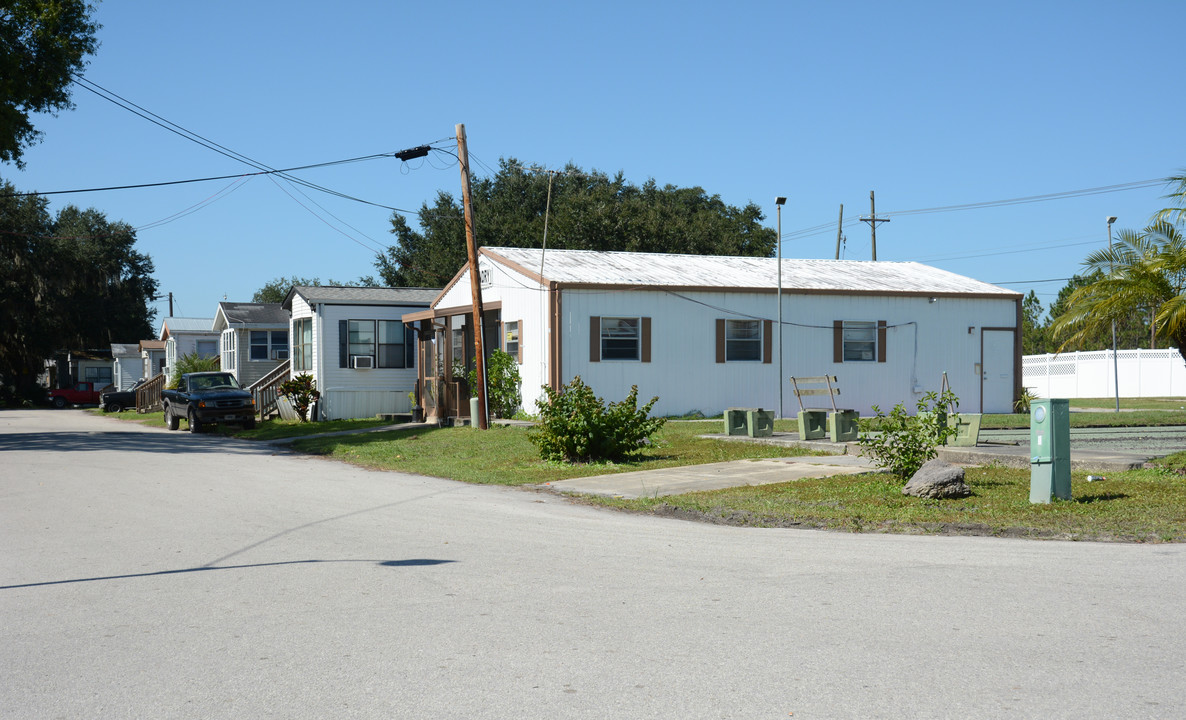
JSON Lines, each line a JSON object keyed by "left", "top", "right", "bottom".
{"left": 284, "top": 286, "right": 440, "bottom": 309}
{"left": 216, "top": 302, "right": 289, "bottom": 326}
{"left": 160, "top": 317, "right": 217, "bottom": 334}
{"left": 110, "top": 343, "right": 140, "bottom": 357}
{"left": 484, "top": 247, "right": 1019, "bottom": 296}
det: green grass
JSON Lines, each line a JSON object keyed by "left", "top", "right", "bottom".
{"left": 1070, "top": 397, "right": 1186, "bottom": 411}
{"left": 590, "top": 466, "right": 1186, "bottom": 542}
{"left": 91, "top": 409, "right": 394, "bottom": 438}
{"left": 94, "top": 409, "right": 1186, "bottom": 542}
{"left": 290, "top": 421, "right": 817, "bottom": 486}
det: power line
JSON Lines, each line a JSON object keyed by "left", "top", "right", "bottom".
{"left": 780, "top": 177, "right": 1168, "bottom": 242}
{"left": 68, "top": 77, "right": 428, "bottom": 213}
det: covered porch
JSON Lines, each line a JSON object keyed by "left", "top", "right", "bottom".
{"left": 403, "top": 303, "right": 502, "bottom": 424}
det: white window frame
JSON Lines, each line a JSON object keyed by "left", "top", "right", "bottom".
{"left": 293, "top": 318, "right": 313, "bottom": 371}
{"left": 347, "top": 319, "right": 376, "bottom": 368}
{"left": 842, "top": 321, "right": 877, "bottom": 362}
{"left": 600, "top": 317, "right": 640, "bottom": 361}
{"left": 249, "top": 330, "right": 288, "bottom": 362}
{"left": 725, "top": 319, "right": 762, "bottom": 362}
{"left": 196, "top": 339, "right": 218, "bottom": 359}
{"left": 221, "top": 329, "right": 237, "bottom": 371}
{"left": 504, "top": 320, "right": 520, "bottom": 359}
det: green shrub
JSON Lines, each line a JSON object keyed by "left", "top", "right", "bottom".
{"left": 278, "top": 373, "right": 320, "bottom": 422}
{"left": 1014, "top": 387, "right": 1038, "bottom": 414}
{"left": 467, "top": 349, "right": 522, "bottom": 418}
{"left": 528, "top": 376, "right": 666, "bottom": 463}
{"left": 858, "top": 389, "right": 959, "bottom": 480}
{"left": 167, "top": 352, "right": 220, "bottom": 389}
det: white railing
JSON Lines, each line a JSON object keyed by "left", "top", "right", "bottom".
{"left": 1023, "top": 348, "right": 1186, "bottom": 398}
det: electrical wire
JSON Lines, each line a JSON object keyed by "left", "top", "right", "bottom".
{"left": 135, "top": 176, "right": 253, "bottom": 231}
{"left": 68, "top": 77, "right": 423, "bottom": 213}
{"left": 780, "top": 177, "right": 1168, "bottom": 243}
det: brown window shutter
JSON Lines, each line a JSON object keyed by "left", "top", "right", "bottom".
{"left": 833, "top": 320, "right": 843, "bottom": 363}
{"left": 715, "top": 319, "right": 726, "bottom": 363}
{"left": 641, "top": 317, "right": 652, "bottom": 363}
{"left": 590, "top": 316, "right": 600, "bottom": 362}
{"left": 763, "top": 320, "right": 773, "bottom": 364}
{"left": 517, "top": 319, "right": 523, "bottom": 364}
{"left": 878, "top": 320, "right": 887, "bottom": 363}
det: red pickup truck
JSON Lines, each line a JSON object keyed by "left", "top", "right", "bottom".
{"left": 48, "top": 382, "right": 105, "bottom": 408}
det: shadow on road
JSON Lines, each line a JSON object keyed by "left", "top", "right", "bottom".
{"left": 1, "top": 558, "right": 457, "bottom": 590}
{"left": 0, "top": 429, "right": 273, "bottom": 456}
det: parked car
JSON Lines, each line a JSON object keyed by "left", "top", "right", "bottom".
{"left": 161, "top": 371, "right": 256, "bottom": 433}
{"left": 99, "top": 379, "right": 147, "bottom": 413}
{"left": 48, "top": 382, "right": 104, "bottom": 408}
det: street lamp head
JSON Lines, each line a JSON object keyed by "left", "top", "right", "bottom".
{"left": 775, "top": 197, "right": 787, "bottom": 206}
{"left": 1106, "top": 216, "right": 1118, "bottom": 225}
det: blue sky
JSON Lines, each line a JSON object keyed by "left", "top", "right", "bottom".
{"left": 7, "top": 0, "right": 1184, "bottom": 327}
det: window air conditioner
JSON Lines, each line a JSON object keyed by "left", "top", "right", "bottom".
{"left": 272, "top": 348, "right": 289, "bottom": 360}
{"left": 352, "top": 355, "right": 374, "bottom": 369}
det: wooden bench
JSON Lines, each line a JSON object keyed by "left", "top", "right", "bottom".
{"left": 788, "top": 375, "right": 859, "bottom": 442}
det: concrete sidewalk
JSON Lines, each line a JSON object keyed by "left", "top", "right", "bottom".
{"left": 544, "top": 426, "right": 1175, "bottom": 499}
{"left": 543, "top": 454, "right": 878, "bottom": 499}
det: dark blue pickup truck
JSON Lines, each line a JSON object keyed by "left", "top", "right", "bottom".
{"left": 162, "top": 371, "right": 256, "bottom": 433}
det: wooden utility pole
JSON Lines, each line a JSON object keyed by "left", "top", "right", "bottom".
{"left": 859, "top": 190, "right": 889, "bottom": 261}
{"left": 834, "top": 204, "right": 844, "bottom": 259}
{"left": 456, "top": 123, "right": 488, "bottom": 429}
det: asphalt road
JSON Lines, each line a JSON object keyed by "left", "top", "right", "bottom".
{"left": 2, "top": 409, "right": 1184, "bottom": 719}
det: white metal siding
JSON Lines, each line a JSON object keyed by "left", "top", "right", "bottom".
{"left": 559, "top": 289, "right": 1016, "bottom": 417}
{"left": 313, "top": 302, "right": 421, "bottom": 420}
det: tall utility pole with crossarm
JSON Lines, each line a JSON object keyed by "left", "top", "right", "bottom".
{"left": 456, "top": 123, "right": 488, "bottom": 429}
{"left": 859, "top": 191, "right": 889, "bottom": 261}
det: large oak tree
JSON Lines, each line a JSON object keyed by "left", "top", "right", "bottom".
{"left": 1, "top": 180, "right": 157, "bottom": 399}
{"left": 0, "top": 0, "right": 99, "bottom": 168}
{"left": 376, "top": 159, "right": 778, "bottom": 287}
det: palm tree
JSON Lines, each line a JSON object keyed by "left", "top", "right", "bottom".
{"left": 1049, "top": 222, "right": 1186, "bottom": 360}
{"left": 1155, "top": 172, "right": 1186, "bottom": 226}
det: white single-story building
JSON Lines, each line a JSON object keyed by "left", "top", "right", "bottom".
{"left": 282, "top": 285, "right": 439, "bottom": 421}
{"left": 159, "top": 317, "right": 218, "bottom": 378}
{"left": 140, "top": 339, "right": 167, "bottom": 380}
{"left": 407, "top": 246, "right": 1022, "bottom": 419}
{"left": 110, "top": 343, "right": 142, "bottom": 390}
{"left": 214, "top": 302, "right": 290, "bottom": 387}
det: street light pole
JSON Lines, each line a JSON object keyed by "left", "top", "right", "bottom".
{"left": 1107, "top": 215, "right": 1119, "bottom": 413}
{"left": 775, "top": 197, "right": 787, "bottom": 419}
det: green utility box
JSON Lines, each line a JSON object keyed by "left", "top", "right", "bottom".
{"left": 725, "top": 408, "right": 756, "bottom": 436}
{"left": 829, "top": 410, "right": 860, "bottom": 442}
{"left": 797, "top": 410, "right": 827, "bottom": 440}
{"left": 747, "top": 409, "right": 774, "bottom": 438}
{"left": 1030, "top": 398, "right": 1071, "bottom": 503}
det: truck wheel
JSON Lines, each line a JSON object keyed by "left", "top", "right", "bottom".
{"left": 52, "top": 397, "right": 67, "bottom": 409}
{"left": 107, "top": 402, "right": 123, "bottom": 414}
{"left": 165, "top": 407, "right": 179, "bottom": 431}
{"left": 244, "top": 418, "right": 257, "bottom": 430}
{"left": 188, "top": 410, "right": 202, "bottom": 434}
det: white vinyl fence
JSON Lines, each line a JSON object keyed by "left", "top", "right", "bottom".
{"left": 1023, "top": 349, "right": 1186, "bottom": 399}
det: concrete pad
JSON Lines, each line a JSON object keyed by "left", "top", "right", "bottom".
{"left": 542, "top": 455, "right": 877, "bottom": 499}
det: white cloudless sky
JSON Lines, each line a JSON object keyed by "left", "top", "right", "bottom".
{"left": 7, "top": 0, "right": 1184, "bottom": 327}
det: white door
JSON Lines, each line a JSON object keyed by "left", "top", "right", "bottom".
{"left": 982, "top": 330, "right": 1014, "bottom": 413}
